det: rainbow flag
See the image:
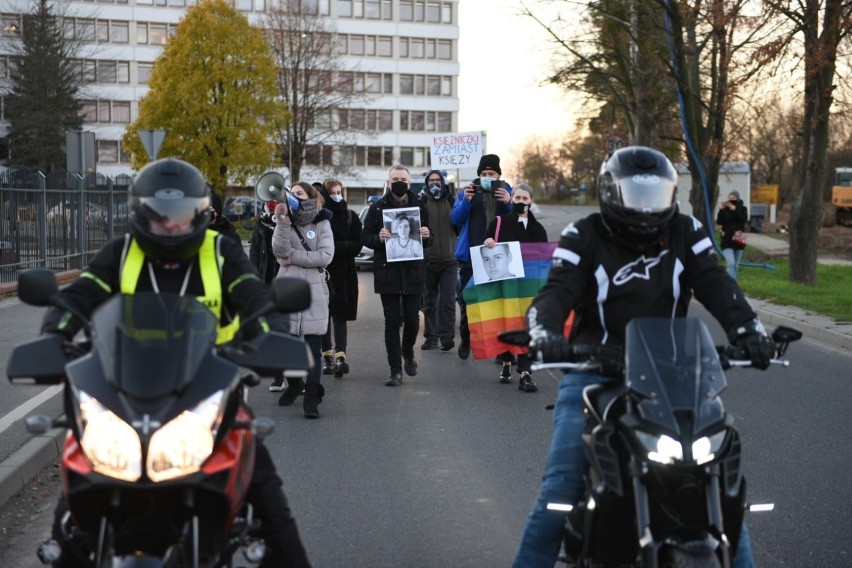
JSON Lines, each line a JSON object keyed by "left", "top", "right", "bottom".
{"left": 463, "top": 241, "right": 573, "bottom": 360}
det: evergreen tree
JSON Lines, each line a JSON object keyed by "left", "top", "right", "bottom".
{"left": 5, "top": 0, "right": 82, "bottom": 172}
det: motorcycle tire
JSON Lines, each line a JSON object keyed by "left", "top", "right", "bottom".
{"left": 659, "top": 547, "right": 723, "bottom": 568}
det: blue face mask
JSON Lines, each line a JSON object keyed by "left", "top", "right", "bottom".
{"left": 286, "top": 192, "right": 300, "bottom": 211}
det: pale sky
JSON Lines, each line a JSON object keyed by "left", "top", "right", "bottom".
{"left": 457, "top": 0, "right": 580, "bottom": 178}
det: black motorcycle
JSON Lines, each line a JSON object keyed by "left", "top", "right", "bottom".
{"left": 7, "top": 268, "right": 313, "bottom": 567}
{"left": 502, "top": 317, "right": 801, "bottom": 568}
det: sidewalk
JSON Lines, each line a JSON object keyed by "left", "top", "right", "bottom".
{"left": 2, "top": 234, "right": 851, "bottom": 509}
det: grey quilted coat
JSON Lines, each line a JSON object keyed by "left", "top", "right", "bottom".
{"left": 271, "top": 215, "right": 334, "bottom": 336}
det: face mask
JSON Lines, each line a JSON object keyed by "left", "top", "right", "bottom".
{"left": 390, "top": 181, "right": 408, "bottom": 197}
{"left": 292, "top": 199, "right": 318, "bottom": 225}
{"left": 429, "top": 183, "right": 442, "bottom": 198}
{"left": 330, "top": 194, "right": 344, "bottom": 203}
{"left": 513, "top": 202, "right": 530, "bottom": 215}
{"left": 286, "top": 192, "right": 300, "bottom": 211}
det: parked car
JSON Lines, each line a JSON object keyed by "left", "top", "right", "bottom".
{"left": 224, "top": 196, "right": 262, "bottom": 221}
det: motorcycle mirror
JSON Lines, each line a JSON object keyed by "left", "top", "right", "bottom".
{"left": 498, "top": 329, "right": 530, "bottom": 346}
{"left": 18, "top": 268, "right": 59, "bottom": 307}
{"left": 271, "top": 277, "right": 312, "bottom": 314}
{"left": 771, "top": 326, "right": 802, "bottom": 344}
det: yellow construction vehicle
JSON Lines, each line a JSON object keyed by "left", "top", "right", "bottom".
{"left": 832, "top": 167, "right": 852, "bottom": 226}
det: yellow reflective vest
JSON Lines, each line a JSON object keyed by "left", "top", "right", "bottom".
{"left": 120, "top": 230, "right": 240, "bottom": 344}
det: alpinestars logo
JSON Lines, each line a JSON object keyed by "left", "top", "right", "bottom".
{"left": 612, "top": 251, "right": 669, "bottom": 285}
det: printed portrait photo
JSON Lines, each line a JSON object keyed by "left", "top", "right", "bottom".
{"left": 471, "top": 240, "right": 525, "bottom": 284}
{"left": 382, "top": 207, "right": 424, "bottom": 262}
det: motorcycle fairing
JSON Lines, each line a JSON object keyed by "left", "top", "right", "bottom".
{"left": 6, "top": 333, "right": 67, "bottom": 384}
{"left": 88, "top": 293, "right": 220, "bottom": 398}
{"left": 624, "top": 318, "right": 728, "bottom": 437}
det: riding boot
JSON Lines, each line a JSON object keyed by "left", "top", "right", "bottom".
{"left": 303, "top": 383, "right": 325, "bottom": 419}
{"left": 278, "top": 378, "right": 304, "bottom": 406}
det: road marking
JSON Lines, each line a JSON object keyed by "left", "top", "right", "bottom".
{"left": 0, "top": 385, "right": 63, "bottom": 435}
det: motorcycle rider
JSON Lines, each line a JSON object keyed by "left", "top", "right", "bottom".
{"left": 514, "top": 146, "right": 775, "bottom": 567}
{"left": 39, "top": 158, "right": 311, "bottom": 567}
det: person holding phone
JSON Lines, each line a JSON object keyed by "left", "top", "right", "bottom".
{"left": 716, "top": 190, "right": 749, "bottom": 280}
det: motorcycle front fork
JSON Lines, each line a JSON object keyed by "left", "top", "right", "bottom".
{"left": 628, "top": 459, "right": 733, "bottom": 568}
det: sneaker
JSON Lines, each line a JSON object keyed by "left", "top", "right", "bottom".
{"left": 321, "top": 353, "right": 335, "bottom": 375}
{"left": 268, "top": 377, "right": 285, "bottom": 392}
{"left": 440, "top": 338, "right": 455, "bottom": 351}
{"left": 333, "top": 352, "right": 349, "bottom": 378}
{"left": 404, "top": 358, "right": 418, "bottom": 377}
{"left": 499, "top": 362, "right": 512, "bottom": 383}
{"left": 458, "top": 341, "right": 471, "bottom": 360}
{"left": 519, "top": 372, "right": 538, "bottom": 393}
{"left": 421, "top": 338, "right": 439, "bottom": 350}
{"left": 385, "top": 371, "right": 402, "bottom": 386}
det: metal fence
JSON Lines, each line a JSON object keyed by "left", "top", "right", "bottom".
{"left": 0, "top": 166, "right": 133, "bottom": 285}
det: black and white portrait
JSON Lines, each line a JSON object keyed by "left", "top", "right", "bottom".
{"left": 383, "top": 207, "right": 424, "bottom": 262}
{"left": 471, "top": 241, "right": 525, "bottom": 283}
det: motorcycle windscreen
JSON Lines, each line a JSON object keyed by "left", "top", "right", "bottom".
{"left": 89, "top": 292, "right": 219, "bottom": 399}
{"left": 623, "top": 318, "right": 728, "bottom": 436}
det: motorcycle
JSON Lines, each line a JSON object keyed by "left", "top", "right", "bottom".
{"left": 501, "top": 317, "right": 802, "bottom": 568}
{"left": 7, "top": 268, "right": 314, "bottom": 567}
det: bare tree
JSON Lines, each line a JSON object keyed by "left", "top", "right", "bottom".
{"left": 264, "top": 0, "right": 372, "bottom": 183}
{"left": 763, "top": 0, "right": 852, "bottom": 284}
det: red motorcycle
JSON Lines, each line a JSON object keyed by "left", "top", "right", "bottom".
{"left": 7, "top": 268, "right": 312, "bottom": 567}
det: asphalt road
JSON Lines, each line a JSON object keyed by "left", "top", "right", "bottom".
{"left": 0, "top": 204, "right": 850, "bottom": 566}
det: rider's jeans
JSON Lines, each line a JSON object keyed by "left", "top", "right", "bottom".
{"left": 513, "top": 371, "right": 755, "bottom": 568}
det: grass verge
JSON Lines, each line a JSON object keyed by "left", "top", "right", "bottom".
{"left": 737, "top": 253, "right": 852, "bottom": 323}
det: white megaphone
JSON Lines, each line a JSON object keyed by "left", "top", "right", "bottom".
{"left": 255, "top": 171, "right": 289, "bottom": 202}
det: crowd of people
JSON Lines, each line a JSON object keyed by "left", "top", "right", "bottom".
{"left": 41, "top": 148, "right": 774, "bottom": 567}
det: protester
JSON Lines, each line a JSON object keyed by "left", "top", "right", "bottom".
{"left": 451, "top": 154, "right": 513, "bottom": 359}
{"left": 419, "top": 169, "right": 458, "bottom": 352}
{"left": 482, "top": 183, "right": 547, "bottom": 391}
{"left": 361, "top": 165, "right": 431, "bottom": 386}
{"left": 320, "top": 178, "right": 362, "bottom": 378}
{"left": 248, "top": 200, "right": 290, "bottom": 393}
{"left": 39, "top": 158, "right": 311, "bottom": 567}
{"left": 208, "top": 191, "right": 242, "bottom": 245}
{"left": 272, "top": 182, "right": 334, "bottom": 418}
{"left": 716, "top": 190, "right": 749, "bottom": 280}
{"left": 513, "top": 147, "right": 773, "bottom": 568}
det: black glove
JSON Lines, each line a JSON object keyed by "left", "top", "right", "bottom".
{"left": 730, "top": 320, "right": 775, "bottom": 370}
{"left": 528, "top": 326, "right": 569, "bottom": 363}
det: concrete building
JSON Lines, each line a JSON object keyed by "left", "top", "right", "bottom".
{"left": 0, "top": 0, "right": 460, "bottom": 205}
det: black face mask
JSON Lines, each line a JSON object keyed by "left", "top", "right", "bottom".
{"left": 390, "top": 181, "right": 409, "bottom": 197}
{"left": 513, "top": 202, "right": 530, "bottom": 215}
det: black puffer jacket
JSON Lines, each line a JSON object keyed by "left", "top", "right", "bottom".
{"left": 361, "top": 190, "right": 431, "bottom": 294}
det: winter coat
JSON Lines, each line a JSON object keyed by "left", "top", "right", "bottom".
{"left": 324, "top": 201, "right": 362, "bottom": 321}
{"left": 361, "top": 190, "right": 431, "bottom": 295}
{"left": 484, "top": 210, "right": 548, "bottom": 244}
{"left": 419, "top": 169, "right": 457, "bottom": 263}
{"left": 451, "top": 179, "right": 513, "bottom": 263}
{"left": 248, "top": 215, "right": 277, "bottom": 284}
{"left": 209, "top": 215, "right": 242, "bottom": 246}
{"left": 716, "top": 199, "right": 749, "bottom": 250}
{"left": 272, "top": 210, "right": 334, "bottom": 336}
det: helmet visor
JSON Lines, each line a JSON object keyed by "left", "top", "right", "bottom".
{"left": 618, "top": 175, "right": 676, "bottom": 213}
{"left": 133, "top": 190, "right": 210, "bottom": 236}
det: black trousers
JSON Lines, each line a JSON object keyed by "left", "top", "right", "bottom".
{"left": 423, "top": 260, "right": 458, "bottom": 342}
{"left": 321, "top": 314, "right": 349, "bottom": 354}
{"left": 52, "top": 441, "right": 310, "bottom": 567}
{"left": 380, "top": 293, "right": 420, "bottom": 372}
{"left": 457, "top": 261, "right": 473, "bottom": 345}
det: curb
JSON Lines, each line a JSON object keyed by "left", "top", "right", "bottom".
{"left": 0, "top": 428, "right": 65, "bottom": 507}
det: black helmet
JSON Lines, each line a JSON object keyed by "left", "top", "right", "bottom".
{"left": 129, "top": 158, "right": 211, "bottom": 263}
{"left": 597, "top": 146, "right": 678, "bottom": 248}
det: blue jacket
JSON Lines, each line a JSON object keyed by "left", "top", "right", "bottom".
{"left": 451, "top": 180, "right": 513, "bottom": 262}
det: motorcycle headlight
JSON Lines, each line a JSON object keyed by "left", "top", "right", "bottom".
{"left": 146, "top": 390, "right": 225, "bottom": 482}
{"left": 692, "top": 431, "right": 727, "bottom": 465}
{"left": 79, "top": 392, "right": 142, "bottom": 482}
{"left": 635, "top": 431, "right": 683, "bottom": 464}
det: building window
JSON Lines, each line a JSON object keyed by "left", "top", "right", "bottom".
{"left": 98, "top": 140, "right": 119, "bottom": 163}
{"left": 98, "top": 100, "right": 111, "bottom": 122}
{"left": 339, "top": 0, "right": 390, "bottom": 19}
{"left": 113, "top": 101, "right": 131, "bottom": 123}
{"left": 110, "top": 21, "right": 129, "bottom": 43}
{"left": 137, "top": 63, "right": 153, "bottom": 84}
{"left": 1, "top": 14, "right": 22, "bottom": 36}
